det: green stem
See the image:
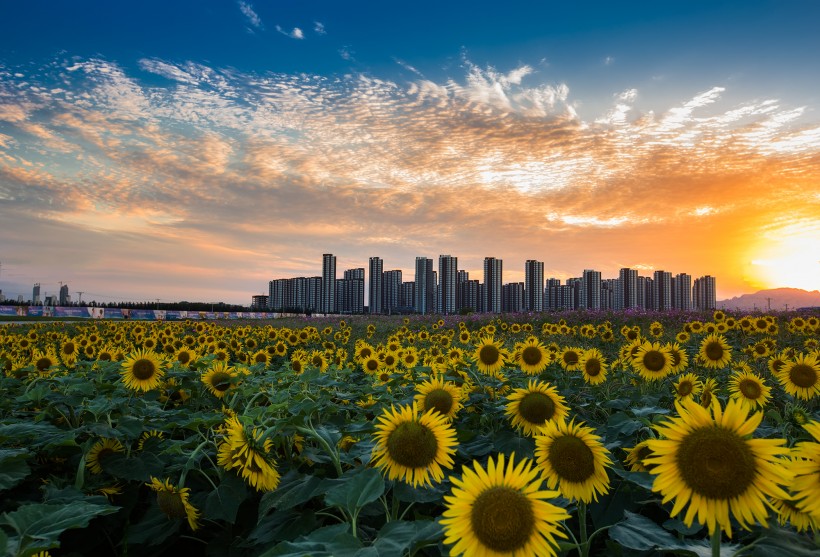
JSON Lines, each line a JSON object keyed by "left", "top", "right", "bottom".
{"left": 711, "top": 527, "right": 721, "bottom": 557}
{"left": 579, "top": 501, "right": 589, "bottom": 557}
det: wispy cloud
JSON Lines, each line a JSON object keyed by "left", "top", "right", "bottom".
{"left": 238, "top": 1, "right": 263, "bottom": 30}
{"left": 276, "top": 25, "right": 304, "bottom": 39}
{"left": 339, "top": 46, "right": 355, "bottom": 61}
{"left": 314, "top": 21, "right": 326, "bottom": 35}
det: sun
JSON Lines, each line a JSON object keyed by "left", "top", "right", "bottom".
{"left": 748, "top": 222, "right": 820, "bottom": 291}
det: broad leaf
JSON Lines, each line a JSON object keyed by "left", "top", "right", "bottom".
{"left": 324, "top": 467, "right": 384, "bottom": 516}
{"left": 0, "top": 449, "right": 30, "bottom": 491}
{"left": 205, "top": 473, "right": 248, "bottom": 523}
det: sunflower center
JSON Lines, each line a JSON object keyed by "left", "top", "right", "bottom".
{"left": 132, "top": 359, "right": 157, "bottom": 380}
{"left": 386, "top": 421, "right": 438, "bottom": 469}
{"left": 700, "top": 389, "right": 713, "bottom": 408}
{"left": 789, "top": 364, "right": 818, "bottom": 388}
{"left": 424, "top": 388, "right": 454, "bottom": 416}
{"left": 548, "top": 435, "right": 595, "bottom": 483}
{"left": 676, "top": 426, "right": 756, "bottom": 500}
{"left": 365, "top": 359, "right": 379, "bottom": 372}
{"left": 677, "top": 381, "right": 693, "bottom": 397}
{"left": 705, "top": 342, "right": 724, "bottom": 361}
{"left": 739, "top": 379, "right": 762, "bottom": 399}
{"left": 479, "top": 345, "right": 500, "bottom": 365}
{"left": 35, "top": 357, "right": 53, "bottom": 372}
{"left": 210, "top": 371, "right": 232, "bottom": 391}
{"left": 177, "top": 352, "right": 191, "bottom": 364}
{"left": 585, "top": 359, "right": 601, "bottom": 377}
{"left": 521, "top": 346, "right": 543, "bottom": 366}
{"left": 563, "top": 352, "right": 579, "bottom": 365}
{"left": 470, "top": 486, "right": 534, "bottom": 553}
{"left": 255, "top": 353, "right": 267, "bottom": 363}
{"left": 62, "top": 343, "right": 75, "bottom": 354}
{"left": 157, "top": 490, "right": 188, "bottom": 520}
{"left": 518, "top": 392, "right": 556, "bottom": 424}
{"left": 643, "top": 351, "right": 666, "bottom": 372}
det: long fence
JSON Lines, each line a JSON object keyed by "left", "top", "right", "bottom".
{"left": 0, "top": 305, "right": 283, "bottom": 320}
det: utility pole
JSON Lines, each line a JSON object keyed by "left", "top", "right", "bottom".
{"left": 784, "top": 303, "right": 789, "bottom": 312}
{"left": 765, "top": 297, "right": 772, "bottom": 311}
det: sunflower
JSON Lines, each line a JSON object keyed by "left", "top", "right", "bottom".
{"left": 579, "top": 348, "right": 608, "bottom": 385}
{"left": 414, "top": 375, "right": 464, "bottom": 421}
{"left": 790, "top": 421, "right": 820, "bottom": 518}
{"left": 371, "top": 403, "right": 457, "bottom": 487}
{"left": 86, "top": 438, "right": 125, "bottom": 474}
{"left": 672, "top": 373, "right": 702, "bottom": 402}
{"left": 534, "top": 419, "right": 612, "bottom": 503}
{"left": 699, "top": 333, "right": 732, "bottom": 369}
{"left": 31, "top": 350, "right": 58, "bottom": 374}
{"left": 506, "top": 380, "right": 569, "bottom": 437}
{"left": 361, "top": 355, "right": 381, "bottom": 375}
{"left": 441, "top": 453, "right": 569, "bottom": 557}
{"left": 201, "top": 361, "right": 239, "bottom": 398}
{"left": 217, "top": 416, "right": 280, "bottom": 492}
{"left": 174, "top": 347, "right": 199, "bottom": 368}
{"left": 624, "top": 440, "right": 655, "bottom": 472}
{"left": 120, "top": 349, "right": 167, "bottom": 392}
{"left": 667, "top": 342, "right": 689, "bottom": 374}
{"left": 770, "top": 495, "right": 818, "bottom": 533}
{"left": 776, "top": 353, "right": 820, "bottom": 400}
{"left": 645, "top": 398, "right": 792, "bottom": 537}
{"left": 472, "top": 336, "right": 508, "bottom": 377}
{"left": 558, "top": 346, "right": 583, "bottom": 372}
{"left": 147, "top": 477, "right": 200, "bottom": 530}
{"left": 728, "top": 370, "right": 771, "bottom": 410}
{"left": 699, "top": 377, "right": 719, "bottom": 409}
{"left": 632, "top": 341, "right": 673, "bottom": 381}
{"left": 137, "top": 430, "right": 165, "bottom": 451}
{"left": 59, "top": 339, "right": 80, "bottom": 360}
{"left": 515, "top": 338, "right": 549, "bottom": 375}
{"left": 250, "top": 349, "right": 270, "bottom": 367}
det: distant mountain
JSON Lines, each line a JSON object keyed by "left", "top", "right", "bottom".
{"left": 717, "top": 288, "right": 820, "bottom": 311}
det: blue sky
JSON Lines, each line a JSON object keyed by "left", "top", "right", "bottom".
{"left": 1, "top": 1, "right": 819, "bottom": 304}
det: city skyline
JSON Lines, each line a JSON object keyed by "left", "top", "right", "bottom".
{"left": 1, "top": 1, "right": 819, "bottom": 306}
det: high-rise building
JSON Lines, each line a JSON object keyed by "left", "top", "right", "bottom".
{"left": 580, "top": 269, "right": 602, "bottom": 310}
{"left": 601, "top": 279, "right": 617, "bottom": 310}
{"left": 524, "top": 260, "right": 544, "bottom": 312}
{"left": 483, "top": 257, "right": 503, "bottom": 313}
{"left": 566, "top": 277, "right": 581, "bottom": 310}
{"left": 251, "top": 295, "right": 268, "bottom": 310}
{"left": 415, "top": 257, "right": 435, "bottom": 314}
{"left": 503, "top": 282, "right": 525, "bottom": 312}
{"left": 401, "top": 281, "right": 416, "bottom": 310}
{"left": 32, "top": 283, "right": 41, "bottom": 305}
{"left": 438, "top": 255, "right": 458, "bottom": 315}
{"left": 368, "top": 257, "right": 383, "bottom": 314}
{"left": 694, "top": 275, "right": 717, "bottom": 311}
{"left": 545, "top": 278, "right": 562, "bottom": 310}
{"left": 461, "top": 279, "right": 480, "bottom": 313}
{"left": 618, "top": 268, "right": 639, "bottom": 310}
{"left": 383, "top": 270, "right": 403, "bottom": 314}
{"left": 673, "top": 273, "right": 693, "bottom": 310}
{"left": 341, "top": 268, "right": 365, "bottom": 314}
{"left": 653, "top": 270, "right": 673, "bottom": 311}
{"left": 321, "top": 254, "right": 336, "bottom": 313}
{"left": 59, "top": 284, "right": 69, "bottom": 306}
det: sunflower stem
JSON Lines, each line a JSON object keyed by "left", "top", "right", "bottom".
{"left": 578, "top": 501, "right": 589, "bottom": 557}
{"left": 711, "top": 527, "right": 721, "bottom": 557}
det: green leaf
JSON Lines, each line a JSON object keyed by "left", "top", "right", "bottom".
{"left": 260, "top": 523, "right": 362, "bottom": 557}
{"left": 125, "top": 503, "right": 180, "bottom": 547}
{"left": 606, "top": 412, "right": 643, "bottom": 440}
{"left": 0, "top": 449, "right": 30, "bottom": 490}
{"left": 392, "top": 480, "right": 446, "bottom": 503}
{"left": 258, "top": 471, "right": 330, "bottom": 518}
{"left": 611, "top": 467, "right": 655, "bottom": 491}
{"left": 372, "top": 520, "right": 443, "bottom": 556}
{"left": 609, "top": 511, "right": 741, "bottom": 556}
{"left": 0, "top": 502, "right": 118, "bottom": 556}
{"left": 748, "top": 526, "right": 820, "bottom": 557}
{"left": 205, "top": 473, "right": 248, "bottom": 523}
{"left": 0, "top": 423, "right": 77, "bottom": 449}
{"left": 324, "top": 467, "right": 385, "bottom": 517}
{"left": 101, "top": 453, "right": 149, "bottom": 481}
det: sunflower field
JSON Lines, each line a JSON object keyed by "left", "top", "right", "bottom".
{"left": 1, "top": 311, "right": 819, "bottom": 557}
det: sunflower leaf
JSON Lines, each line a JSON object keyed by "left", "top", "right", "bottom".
{"left": 372, "top": 520, "right": 442, "bottom": 556}
{"left": 324, "top": 467, "right": 384, "bottom": 516}
{"left": 0, "top": 449, "right": 30, "bottom": 491}
{"left": 205, "top": 473, "right": 248, "bottom": 523}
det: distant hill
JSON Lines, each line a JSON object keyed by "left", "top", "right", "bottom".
{"left": 717, "top": 288, "right": 820, "bottom": 311}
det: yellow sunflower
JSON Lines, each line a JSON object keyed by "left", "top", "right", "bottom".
{"left": 505, "top": 380, "right": 569, "bottom": 437}
{"left": 645, "top": 398, "right": 792, "bottom": 537}
{"left": 579, "top": 348, "right": 608, "bottom": 385}
{"left": 632, "top": 341, "right": 673, "bottom": 381}
{"left": 770, "top": 495, "right": 818, "bottom": 533}
{"left": 120, "top": 349, "right": 167, "bottom": 392}
{"left": 534, "top": 419, "right": 612, "bottom": 503}
{"left": 371, "top": 403, "right": 458, "bottom": 487}
{"left": 776, "top": 353, "right": 820, "bottom": 400}
{"left": 441, "top": 453, "right": 569, "bottom": 557}
{"left": 31, "top": 349, "right": 59, "bottom": 374}
{"left": 86, "top": 438, "right": 125, "bottom": 474}
{"left": 201, "top": 361, "right": 239, "bottom": 398}
{"left": 217, "top": 417, "right": 280, "bottom": 492}
{"left": 667, "top": 342, "right": 689, "bottom": 374}
{"left": 790, "top": 421, "right": 820, "bottom": 519}
{"left": 472, "top": 336, "right": 508, "bottom": 377}
{"left": 698, "top": 333, "right": 732, "bottom": 369}
{"left": 147, "top": 477, "right": 200, "bottom": 530}
{"left": 361, "top": 355, "right": 382, "bottom": 375}
{"left": 624, "top": 440, "right": 655, "bottom": 473}
{"left": 728, "top": 370, "right": 771, "bottom": 410}
{"left": 414, "top": 375, "right": 464, "bottom": 421}
{"left": 557, "top": 346, "right": 583, "bottom": 372}
{"left": 672, "top": 373, "right": 702, "bottom": 402}
{"left": 515, "top": 337, "right": 549, "bottom": 376}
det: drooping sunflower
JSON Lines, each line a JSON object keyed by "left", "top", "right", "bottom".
{"left": 147, "top": 477, "right": 200, "bottom": 530}
{"left": 698, "top": 333, "right": 733, "bottom": 369}
{"left": 137, "top": 430, "right": 165, "bottom": 451}
{"left": 672, "top": 373, "right": 702, "bottom": 402}
{"left": 86, "top": 438, "right": 125, "bottom": 474}
{"left": 632, "top": 341, "right": 673, "bottom": 381}
{"left": 414, "top": 375, "right": 464, "bottom": 421}
{"left": 506, "top": 380, "right": 569, "bottom": 437}
{"left": 371, "top": 403, "right": 458, "bottom": 487}
{"left": 534, "top": 419, "right": 612, "bottom": 503}
{"left": 201, "top": 361, "right": 239, "bottom": 398}
{"left": 441, "top": 453, "right": 569, "bottom": 557}
{"left": 217, "top": 416, "right": 280, "bottom": 492}
{"left": 699, "top": 377, "right": 719, "bottom": 409}
{"left": 472, "top": 336, "right": 508, "bottom": 377}
{"left": 120, "top": 349, "right": 167, "bottom": 392}
{"left": 644, "top": 398, "right": 792, "bottom": 537}
{"left": 776, "top": 353, "right": 820, "bottom": 400}
{"left": 667, "top": 342, "right": 689, "bottom": 374}
{"left": 770, "top": 495, "right": 818, "bottom": 533}
{"left": 624, "top": 440, "right": 655, "bottom": 473}
{"left": 515, "top": 337, "right": 549, "bottom": 376}
{"left": 579, "top": 348, "right": 608, "bottom": 385}
{"left": 728, "top": 370, "right": 772, "bottom": 411}
{"left": 790, "top": 421, "right": 820, "bottom": 518}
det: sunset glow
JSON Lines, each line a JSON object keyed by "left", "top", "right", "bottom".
{"left": 1, "top": 1, "right": 819, "bottom": 304}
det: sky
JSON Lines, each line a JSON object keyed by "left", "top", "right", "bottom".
{"left": 1, "top": 0, "right": 819, "bottom": 306}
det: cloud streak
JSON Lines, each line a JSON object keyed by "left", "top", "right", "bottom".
{"left": 0, "top": 56, "right": 818, "bottom": 302}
